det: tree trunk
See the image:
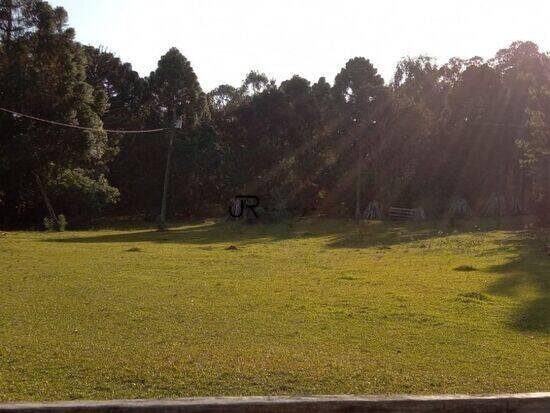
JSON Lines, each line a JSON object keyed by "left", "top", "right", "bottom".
{"left": 34, "top": 172, "right": 58, "bottom": 228}
{"left": 519, "top": 165, "right": 525, "bottom": 212}
{"left": 5, "top": 0, "right": 13, "bottom": 50}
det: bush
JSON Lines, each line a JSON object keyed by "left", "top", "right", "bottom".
{"left": 57, "top": 214, "right": 67, "bottom": 232}
{"left": 43, "top": 217, "right": 56, "bottom": 231}
{"left": 50, "top": 169, "right": 120, "bottom": 222}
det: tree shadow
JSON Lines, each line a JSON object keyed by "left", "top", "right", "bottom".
{"left": 45, "top": 219, "right": 353, "bottom": 246}
{"left": 484, "top": 230, "right": 550, "bottom": 333}
{"left": 47, "top": 218, "right": 493, "bottom": 251}
{"left": 326, "top": 223, "right": 437, "bottom": 249}
{"left": 325, "top": 220, "right": 491, "bottom": 249}
{"left": 44, "top": 218, "right": 549, "bottom": 333}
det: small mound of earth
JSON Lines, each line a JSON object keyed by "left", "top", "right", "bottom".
{"left": 126, "top": 247, "right": 142, "bottom": 252}
{"left": 458, "top": 292, "right": 490, "bottom": 302}
{"left": 453, "top": 265, "right": 477, "bottom": 272}
{"left": 225, "top": 245, "right": 238, "bottom": 250}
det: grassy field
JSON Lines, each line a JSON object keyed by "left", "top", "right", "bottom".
{"left": 0, "top": 218, "right": 548, "bottom": 401}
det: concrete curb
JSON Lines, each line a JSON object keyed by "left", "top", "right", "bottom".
{"left": 0, "top": 393, "right": 549, "bottom": 413}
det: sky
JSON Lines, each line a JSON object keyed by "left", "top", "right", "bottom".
{"left": 48, "top": 0, "right": 550, "bottom": 91}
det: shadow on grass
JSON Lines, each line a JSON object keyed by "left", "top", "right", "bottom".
{"left": 485, "top": 230, "right": 550, "bottom": 334}
{"left": 44, "top": 217, "right": 549, "bottom": 333}
{"left": 45, "top": 219, "right": 353, "bottom": 246}
{"left": 326, "top": 223, "right": 441, "bottom": 249}
{"left": 325, "top": 219, "right": 495, "bottom": 249}
{"left": 47, "top": 218, "right": 488, "bottom": 251}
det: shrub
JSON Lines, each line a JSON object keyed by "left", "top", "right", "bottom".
{"left": 43, "top": 217, "right": 56, "bottom": 231}
{"left": 50, "top": 169, "right": 120, "bottom": 222}
{"left": 57, "top": 214, "right": 67, "bottom": 232}
{"left": 43, "top": 214, "right": 67, "bottom": 231}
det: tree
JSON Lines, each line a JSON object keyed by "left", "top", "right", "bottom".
{"left": 83, "top": 45, "right": 164, "bottom": 217}
{"left": 84, "top": 45, "right": 151, "bottom": 131}
{"left": 385, "top": 56, "right": 443, "bottom": 212}
{"left": 0, "top": 0, "right": 118, "bottom": 227}
{"left": 0, "top": 0, "right": 23, "bottom": 49}
{"left": 518, "top": 90, "right": 550, "bottom": 224}
{"left": 2, "top": 2, "right": 550, "bottom": 228}
{"left": 240, "top": 70, "right": 273, "bottom": 96}
{"left": 149, "top": 48, "right": 207, "bottom": 227}
{"left": 332, "top": 57, "right": 387, "bottom": 219}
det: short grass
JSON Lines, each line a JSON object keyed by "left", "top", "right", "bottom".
{"left": 0, "top": 218, "right": 548, "bottom": 401}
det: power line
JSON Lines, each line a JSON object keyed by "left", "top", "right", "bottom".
{"left": 0, "top": 107, "right": 167, "bottom": 134}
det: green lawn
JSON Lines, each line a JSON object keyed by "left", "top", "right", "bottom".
{"left": 0, "top": 219, "right": 548, "bottom": 401}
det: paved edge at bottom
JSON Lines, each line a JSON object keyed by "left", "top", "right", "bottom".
{"left": 0, "top": 393, "right": 549, "bottom": 412}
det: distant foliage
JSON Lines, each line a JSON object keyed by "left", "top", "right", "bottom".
{"left": 43, "top": 217, "right": 55, "bottom": 232}
{"left": 0, "top": 0, "right": 118, "bottom": 227}
{"left": 449, "top": 198, "right": 472, "bottom": 218}
{"left": 43, "top": 214, "right": 67, "bottom": 231}
{"left": 508, "top": 197, "right": 524, "bottom": 216}
{"left": 533, "top": 194, "right": 550, "bottom": 226}
{"left": 482, "top": 194, "right": 507, "bottom": 217}
{"left": 50, "top": 169, "right": 120, "bottom": 223}
{"left": 1, "top": 1, "right": 549, "bottom": 226}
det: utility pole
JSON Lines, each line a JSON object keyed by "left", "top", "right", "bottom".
{"left": 159, "top": 107, "right": 178, "bottom": 230}
{"left": 352, "top": 116, "right": 363, "bottom": 221}
{"left": 355, "top": 132, "right": 363, "bottom": 221}
{"left": 355, "top": 117, "right": 376, "bottom": 221}
{"left": 33, "top": 172, "right": 59, "bottom": 229}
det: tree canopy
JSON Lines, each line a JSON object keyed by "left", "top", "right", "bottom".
{"left": 0, "top": 1, "right": 548, "bottom": 227}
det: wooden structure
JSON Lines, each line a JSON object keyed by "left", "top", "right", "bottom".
{"left": 0, "top": 393, "right": 548, "bottom": 413}
{"left": 388, "top": 207, "right": 425, "bottom": 221}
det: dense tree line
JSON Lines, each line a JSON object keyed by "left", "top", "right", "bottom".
{"left": 0, "top": 1, "right": 548, "bottom": 228}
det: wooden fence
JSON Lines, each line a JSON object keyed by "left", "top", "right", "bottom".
{"left": 388, "top": 207, "right": 425, "bottom": 221}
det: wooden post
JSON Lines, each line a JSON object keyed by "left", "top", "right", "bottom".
{"left": 34, "top": 172, "right": 58, "bottom": 229}
{"left": 355, "top": 135, "right": 363, "bottom": 221}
